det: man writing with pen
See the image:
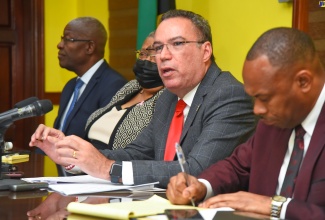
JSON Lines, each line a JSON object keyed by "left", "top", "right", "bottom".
{"left": 166, "top": 27, "right": 325, "bottom": 219}
{"left": 30, "top": 9, "right": 256, "bottom": 189}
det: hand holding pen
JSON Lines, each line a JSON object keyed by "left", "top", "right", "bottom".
{"left": 175, "top": 143, "right": 196, "bottom": 207}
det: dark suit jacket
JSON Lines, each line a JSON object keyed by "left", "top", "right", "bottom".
{"left": 199, "top": 103, "right": 325, "bottom": 219}
{"left": 101, "top": 62, "right": 257, "bottom": 188}
{"left": 54, "top": 60, "right": 126, "bottom": 141}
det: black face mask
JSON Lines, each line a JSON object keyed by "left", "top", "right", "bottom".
{"left": 133, "top": 59, "right": 163, "bottom": 89}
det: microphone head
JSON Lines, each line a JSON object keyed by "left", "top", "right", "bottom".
{"left": 14, "top": 97, "right": 39, "bottom": 108}
{"left": 33, "top": 100, "right": 53, "bottom": 116}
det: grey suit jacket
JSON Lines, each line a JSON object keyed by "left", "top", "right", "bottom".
{"left": 100, "top": 62, "right": 256, "bottom": 188}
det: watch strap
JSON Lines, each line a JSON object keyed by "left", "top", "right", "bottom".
{"left": 270, "top": 195, "right": 286, "bottom": 219}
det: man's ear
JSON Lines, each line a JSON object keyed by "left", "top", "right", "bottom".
{"left": 202, "top": 41, "right": 212, "bottom": 63}
{"left": 296, "top": 69, "right": 312, "bottom": 92}
{"left": 85, "top": 41, "right": 95, "bottom": 54}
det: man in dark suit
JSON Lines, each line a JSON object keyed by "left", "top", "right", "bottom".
{"left": 30, "top": 10, "right": 256, "bottom": 188}
{"left": 52, "top": 17, "right": 126, "bottom": 176}
{"left": 166, "top": 28, "right": 325, "bottom": 219}
{"left": 54, "top": 17, "right": 126, "bottom": 140}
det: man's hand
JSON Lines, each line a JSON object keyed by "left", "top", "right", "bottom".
{"left": 166, "top": 172, "right": 207, "bottom": 205}
{"left": 54, "top": 135, "right": 114, "bottom": 180}
{"left": 199, "top": 191, "right": 271, "bottom": 216}
{"left": 29, "top": 124, "right": 65, "bottom": 147}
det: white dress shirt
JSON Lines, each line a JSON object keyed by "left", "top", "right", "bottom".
{"left": 122, "top": 84, "right": 200, "bottom": 185}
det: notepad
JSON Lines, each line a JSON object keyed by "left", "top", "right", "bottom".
{"left": 67, "top": 195, "right": 233, "bottom": 220}
{"left": 67, "top": 195, "right": 196, "bottom": 219}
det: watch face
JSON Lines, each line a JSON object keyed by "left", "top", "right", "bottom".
{"left": 110, "top": 163, "right": 122, "bottom": 176}
{"left": 273, "top": 195, "right": 287, "bottom": 202}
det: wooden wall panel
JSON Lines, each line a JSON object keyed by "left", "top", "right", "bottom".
{"left": 0, "top": 47, "right": 11, "bottom": 112}
{"left": 109, "top": 0, "right": 138, "bottom": 81}
{"left": 293, "top": 0, "right": 325, "bottom": 67}
{"left": 0, "top": 0, "right": 45, "bottom": 178}
{"left": 0, "top": 0, "right": 10, "bottom": 26}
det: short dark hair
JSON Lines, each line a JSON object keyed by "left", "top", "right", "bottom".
{"left": 160, "top": 9, "right": 215, "bottom": 62}
{"left": 246, "top": 27, "right": 316, "bottom": 69}
{"left": 71, "top": 17, "right": 107, "bottom": 56}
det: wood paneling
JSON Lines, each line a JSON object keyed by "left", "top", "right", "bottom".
{"left": 293, "top": 0, "right": 325, "bottom": 67}
{"left": 109, "top": 0, "right": 138, "bottom": 81}
{"left": 0, "top": 0, "right": 45, "bottom": 178}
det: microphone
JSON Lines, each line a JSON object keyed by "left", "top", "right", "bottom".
{"left": 0, "top": 100, "right": 53, "bottom": 126}
{"left": 0, "top": 97, "right": 39, "bottom": 119}
{"left": 14, "top": 97, "right": 39, "bottom": 108}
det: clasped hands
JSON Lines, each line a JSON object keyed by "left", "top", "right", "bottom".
{"left": 167, "top": 173, "right": 272, "bottom": 217}
{"left": 29, "top": 124, "right": 114, "bottom": 180}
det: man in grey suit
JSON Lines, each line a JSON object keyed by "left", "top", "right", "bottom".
{"left": 30, "top": 10, "right": 256, "bottom": 188}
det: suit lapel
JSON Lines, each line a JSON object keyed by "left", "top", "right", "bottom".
{"left": 294, "top": 101, "right": 325, "bottom": 200}
{"left": 263, "top": 126, "right": 292, "bottom": 195}
{"left": 55, "top": 78, "right": 76, "bottom": 127}
{"left": 180, "top": 63, "right": 220, "bottom": 142}
{"left": 63, "top": 62, "right": 106, "bottom": 130}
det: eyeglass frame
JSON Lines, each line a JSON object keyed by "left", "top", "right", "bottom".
{"left": 152, "top": 40, "right": 205, "bottom": 55}
{"left": 60, "top": 36, "right": 93, "bottom": 43}
{"left": 135, "top": 48, "right": 156, "bottom": 60}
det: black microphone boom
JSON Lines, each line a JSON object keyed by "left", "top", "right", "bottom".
{"left": 0, "top": 100, "right": 53, "bottom": 126}
{"left": 0, "top": 97, "right": 39, "bottom": 119}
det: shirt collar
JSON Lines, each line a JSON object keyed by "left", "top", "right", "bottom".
{"left": 79, "top": 59, "right": 104, "bottom": 85}
{"left": 179, "top": 83, "right": 200, "bottom": 107}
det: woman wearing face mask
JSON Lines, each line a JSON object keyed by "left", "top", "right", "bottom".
{"left": 84, "top": 32, "right": 164, "bottom": 150}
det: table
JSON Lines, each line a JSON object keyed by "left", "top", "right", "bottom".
{"left": 0, "top": 189, "right": 269, "bottom": 220}
{"left": 0, "top": 189, "right": 166, "bottom": 220}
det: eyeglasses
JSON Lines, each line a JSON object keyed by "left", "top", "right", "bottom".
{"left": 135, "top": 49, "right": 156, "bottom": 60}
{"left": 60, "top": 36, "right": 93, "bottom": 43}
{"left": 152, "top": 40, "right": 205, "bottom": 55}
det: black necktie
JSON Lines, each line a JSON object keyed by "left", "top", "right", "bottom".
{"left": 280, "top": 125, "right": 306, "bottom": 197}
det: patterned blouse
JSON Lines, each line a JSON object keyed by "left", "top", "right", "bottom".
{"left": 85, "top": 79, "right": 164, "bottom": 150}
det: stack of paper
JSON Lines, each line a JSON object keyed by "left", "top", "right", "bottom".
{"left": 22, "top": 175, "right": 159, "bottom": 195}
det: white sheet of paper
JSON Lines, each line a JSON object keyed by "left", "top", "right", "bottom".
{"left": 22, "top": 174, "right": 111, "bottom": 184}
{"left": 22, "top": 175, "right": 158, "bottom": 195}
{"left": 49, "top": 182, "right": 158, "bottom": 195}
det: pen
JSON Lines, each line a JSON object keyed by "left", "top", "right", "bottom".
{"left": 175, "top": 142, "right": 196, "bottom": 207}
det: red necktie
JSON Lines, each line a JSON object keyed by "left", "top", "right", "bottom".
{"left": 280, "top": 125, "right": 306, "bottom": 197}
{"left": 164, "top": 99, "right": 187, "bottom": 161}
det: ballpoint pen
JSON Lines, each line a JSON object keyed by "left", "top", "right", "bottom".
{"left": 175, "top": 142, "right": 196, "bottom": 207}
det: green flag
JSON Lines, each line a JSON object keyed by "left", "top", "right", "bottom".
{"left": 136, "top": 0, "right": 176, "bottom": 50}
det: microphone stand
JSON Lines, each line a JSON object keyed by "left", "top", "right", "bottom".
{"left": 0, "top": 123, "right": 11, "bottom": 179}
{"left": 0, "top": 122, "right": 25, "bottom": 190}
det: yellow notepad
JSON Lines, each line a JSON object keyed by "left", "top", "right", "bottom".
{"left": 2, "top": 154, "right": 29, "bottom": 164}
{"left": 67, "top": 195, "right": 202, "bottom": 220}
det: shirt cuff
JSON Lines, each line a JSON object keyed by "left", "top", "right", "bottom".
{"left": 64, "top": 165, "right": 83, "bottom": 174}
{"left": 121, "top": 161, "right": 134, "bottom": 185}
{"left": 280, "top": 197, "right": 291, "bottom": 219}
{"left": 198, "top": 178, "right": 214, "bottom": 201}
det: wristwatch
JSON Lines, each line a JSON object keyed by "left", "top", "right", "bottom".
{"left": 271, "top": 195, "right": 287, "bottom": 219}
{"left": 109, "top": 161, "right": 122, "bottom": 183}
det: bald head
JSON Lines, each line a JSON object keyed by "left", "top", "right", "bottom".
{"left": 246, "top": 27, "right": 316, "bottom": 70}
{"left": 68, "top": 17, "right": 107, "bottom": 57}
